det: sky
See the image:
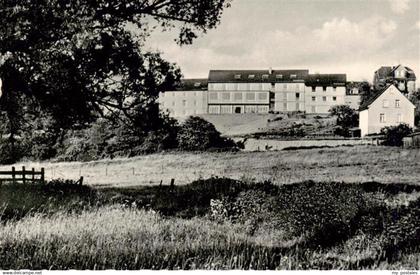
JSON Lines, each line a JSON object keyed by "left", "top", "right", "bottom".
{"left": 145, "top": 0, "right": 420, "bottom": 84}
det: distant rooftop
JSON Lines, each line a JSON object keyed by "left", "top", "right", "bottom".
{"left": 304, "top": 74, "right": 347, "bottom": 86}
{"left": 173, "top": 78, "right": 208, "bottom": 91}
{"left": 208, "top": 69, "right": 309, "bottom": 83}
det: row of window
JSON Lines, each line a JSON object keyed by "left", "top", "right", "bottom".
{"left": 209, "top": 83, "right": 272, "bottom": 91}
{"left": 383, "top": 99, "right": 400, "bottom": 108}
{"left": 233, "top": 74, "right": 299, "bottom": 80}
{"left": 311, "top": 86, "right": 338, "bottom": 92}
{"left": 164, "top": 91, "right": 204, "bottom": 97}
{"left": 208, "top": 92, "right": 268, "bottom": 101}
{"left": 312, "top": 95, "right": 337, "bottom": 102}
{"left": 165, "top": 100, "right": 200, "bottom": 107}
{"left": 379, "top": 113, "right": 402, "bottom": 123}
{"left": 208, "top": 105, "right": 270, "bottom": 114}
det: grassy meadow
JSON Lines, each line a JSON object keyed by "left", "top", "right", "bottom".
{"left": 0, "top": 145, "right": 420, "bottom": 269}
{"left": 1, "top": 145, "right": 420, "bottom": 187}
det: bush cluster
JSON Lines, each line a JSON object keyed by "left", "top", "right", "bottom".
{"left": 0, "top": 114, "right": 239, "bottom": 163}
{"left": 380, "top": 123, "right": 413, "bottom": 147}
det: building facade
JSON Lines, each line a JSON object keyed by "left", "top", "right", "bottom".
{"left": 158, "top": 68, "right": 384, "bottom": 118}
{"left": 373, "top": 65, "right": 416, "bottom": 95}
{"left": 207, "top": 70, "right": 271, "bottom": 114}
{"left": 304, "top": 74, "right": 347, "bottom": 114}
{"left": 359, "top": 84, "right": 415, "bottom": 137}
{"left": 158, "top": 79, "right": 208, "bottom": 117}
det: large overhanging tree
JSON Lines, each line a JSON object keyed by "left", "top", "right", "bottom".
{"left": 0, "top": 0, "right": 231, "bottom": 131}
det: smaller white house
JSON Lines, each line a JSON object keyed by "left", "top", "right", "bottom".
{"left": 359, "top": 84, "right": 415, "bottom": 137}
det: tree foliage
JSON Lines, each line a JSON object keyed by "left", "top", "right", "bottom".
{"left": 0, "top": 0, "right": 230, "bottom": 125}
{"left": 0, "top": 0, "right": 231, "bottom": 163}
{"left": 177, "top": 116, "right": 237, "bottom": 151}
{"left": 380, "top": 124, "right": 413, "bottom": 147}
{"left": 329, "top": 105, "right": 359, "bottom": 128}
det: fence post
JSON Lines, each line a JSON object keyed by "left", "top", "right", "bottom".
{"left": 170, "top": 178, "right": 175, "bottom": 191}
{"left": 22, "top": 166, "right": 26, "bottom": 184}
{"left": 41, "top": 168, "right": 45, "bottom": 184}
{"left": 12, "top": 166, "right": 15, "bottom": 184}
{"left": 32, "top": 168, "right": 35, "bottom": 183}
{"left": 79, "top": 176, "right": 84, "bottom": 186}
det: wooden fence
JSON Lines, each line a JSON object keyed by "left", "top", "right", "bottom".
{"left": 0, "top": 166, "right": 44, "bottom": 184}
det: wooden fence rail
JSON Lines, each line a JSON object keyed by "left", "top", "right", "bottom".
{"left": 0, "top": 166, "right": 44, "bottom": 184}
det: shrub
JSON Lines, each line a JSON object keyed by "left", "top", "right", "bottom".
{"left": 329, "top": 105, "right": 358, "bottom": 128}
{"left": 177, "top": 116, "right": 238, "bottom": 151}
{"left": 334, "top": 126, "right": 351, "bottom": 137}
{"left": 380, "top": 123, "right": 413, "bottom": 146}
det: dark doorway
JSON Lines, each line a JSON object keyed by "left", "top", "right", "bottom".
{"left": 235, "top": 107, "right": 242, "bottom": 113}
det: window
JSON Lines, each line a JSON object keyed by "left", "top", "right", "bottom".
{"left": 283, "top": 102, "right": 287, "bottom": 110}
{"left": 262, "top": 74, "right": 269, "bottom": 80}
{"left": 312, "top": 96, "right": 316, "bottom": 101}
{"left": 246, "top": 92, "right": 255, "bottom": 100}
{"left": 383, "top": 99, "right": 389, "bottom": 108}
{"left": 283, "top": 83, "right": 287, "bottom": 90}
{"left": 226, "top": 83, "right": 236, "bottom": 91}
{"left": 250, "top": 83, "right": 261, "bottom": 90}
{"left": 276, "top": 74, "right": 283, "bottom": 79}
{"left": 290, "top": 74, "right": 297, "bottom": 78}
{"left": 237, "top": 83, "right": 248, "bottom": 91}
{"left": 213, "top": 83, "right": 225, "bottom": 90}
{"left": 234, "top": 92, "right": 242, "bottom": 100}
{"left": 258, "top": 93, "right": 267, "bottom": 100}
{"left": 172, "top": 101, "right": 175, "bottom": 106}
{"left": 312, "top": 86, "right": 316, "bottom": 92}
{"left": 222, "top": 92, "right": 230, "bottom": 100}
{"left": 182, "top": 100, "right": 186, "bottom": 106}
{"left": 234, "top": 74, "right": 241, "bottom": 80}
{"left": 397, "top": 113, "right": 402, "bottom": 123}
{"left": 209, "top": 92, "right": 218, "bottom": 100}
{"left": 333, "top": 86, "right": 337, "bottom": 92}
{"left": 380, "top": 113, "right": 386, "bottom": 123}
{"left": 323, "top": 86, "right": 327, "bottom": 92}
{"left": 395, "top": 99, "right": 400, "bottom": 108}
{"left": 194, "top": 100, "right": 197, "bottom": 106}
{"left": 332, "top": 96, "right": 337, "bottom": 101}
{"left": 323, "top": 96, "right": 327, "bottom": 102}
{"left": 248, "top": 74, "right": 255, "bottom": 79}
{"left": 311, "top": 106, "right": 316, "bottom": 113}
{"left": 194, "top": 82, "right": 201, "bottom": 87}
{"left": 295, "top": 93, "right": 300, "bottom": 99}
{"left": 296, "top": 103, "right": 300, "bottom": 110}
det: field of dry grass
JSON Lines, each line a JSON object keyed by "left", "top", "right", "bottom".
{"left": 1, "top": 145, "right": 419, "bottom": 187}
{"left": 199, "top": 113, "right": 335, "bottom": 136}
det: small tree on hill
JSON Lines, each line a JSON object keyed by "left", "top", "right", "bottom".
{"left": 380, "top": 124, "right": 413, "bottom": 147}
{"left": 177, "top": 116, "right": 236, "bottom": 151}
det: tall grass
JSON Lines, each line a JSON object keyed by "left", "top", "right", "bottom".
{"left": 1, "top": 178, "right": 420, "bottom": 269}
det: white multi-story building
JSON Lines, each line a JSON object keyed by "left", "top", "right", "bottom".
{"left": 304, "top": 74, "right": 347, "bottom": 114}
{"left": 158, "top": 79, "right": 208, "bottom": 117}
{"left": 158, "top": 68, "right": 377, "bottom": 118}
{"left": 207, "top": 70, "right": 271, "bottom": 114}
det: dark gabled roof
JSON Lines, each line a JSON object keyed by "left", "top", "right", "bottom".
{"left": 208, "top": 69, "right": 309, "bottom": 83}
{"left": 208, "top": 70, "right": 270, "bottom": 83}
{"left": 304, "top": 74, "right": 347, "bottom": 86}
{"left": 271, "top": 69, "right": 309, "bottom": 82}
{"left": 375, "top": 66, "right": 393, "bottom": 79}
{"left": 174, "top": 78, "right": 208, "bottom": 91}
{"left": 375, "top": 65, "right": 416, "bottom": 80}
{"left": 359, "top": 85, "right": 389, "bottom": 111}
{"left": 358, "top": 84, "right": 409, "bottom": 111}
